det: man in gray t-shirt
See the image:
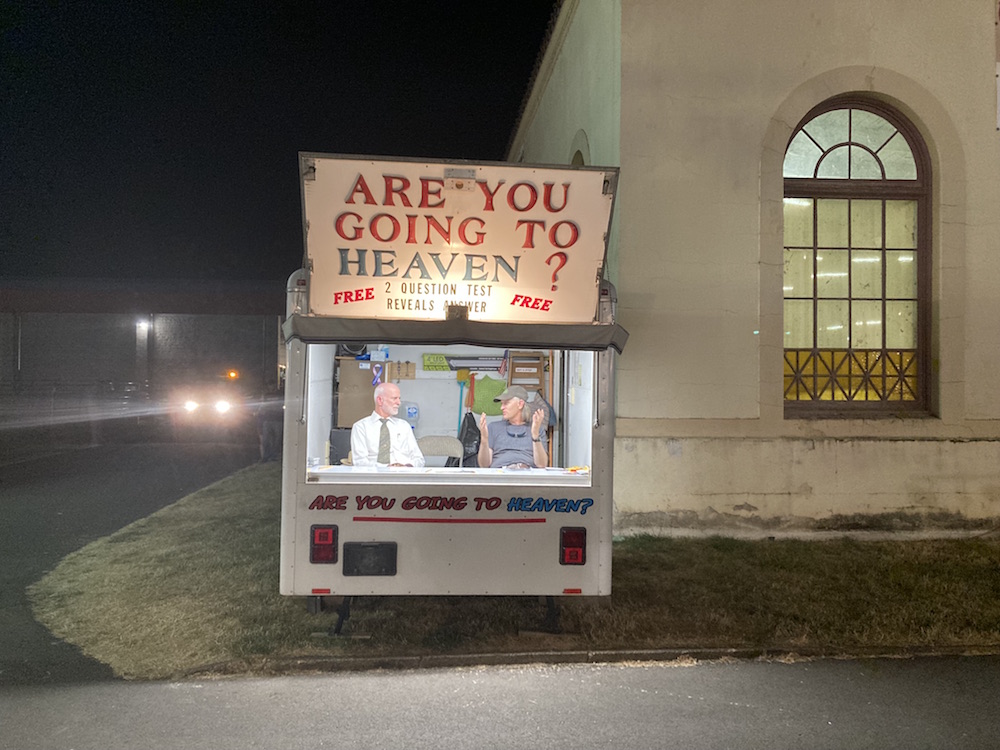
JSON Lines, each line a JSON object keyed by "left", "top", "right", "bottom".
{"left": 477, "top": 385, "right": 548, "bottom": 468}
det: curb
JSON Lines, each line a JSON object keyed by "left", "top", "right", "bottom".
{"left": 184, "top": 644, "right": 1000, "bottom": 679}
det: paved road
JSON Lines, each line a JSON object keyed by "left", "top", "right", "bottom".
{"left": 2, "top": 656, "right": 999, "bottom": 749}
{"left": 0, "top": 439, "right": 257, "bottom": 685}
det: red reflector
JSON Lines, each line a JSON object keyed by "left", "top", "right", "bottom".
{"left": 562, "top": 528, "right": 585, "bottom": 547}
{"left": 312, "top": 545, "right": 336, "bottom": 563}
{"left": 311, "top": 588, "right": 332, "bottom": 595}
{"left": 314, "top": 528, "right": 334, "bottom": 545}
{"left": 310, "top": 524, "right": 338, "bottom": 564}
{"left": 563, "top": 588, "right": 583, "bottom": 595}
{"left": 559, "top": 526, "right": 586, "bottom": 566}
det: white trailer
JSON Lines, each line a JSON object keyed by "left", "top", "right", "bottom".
{"left": 279, "top": 154, "right": 625, "bottom": 615}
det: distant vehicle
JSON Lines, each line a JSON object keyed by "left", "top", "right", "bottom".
{"left": 164, "top": 369, "right": 253, "bottom": 439}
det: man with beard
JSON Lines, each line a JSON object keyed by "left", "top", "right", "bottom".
{"left": 351, "top": 382, "right": 425, "bottom": 467}
{"left": 477, "top": 385, "right": 548, "bottom": 469}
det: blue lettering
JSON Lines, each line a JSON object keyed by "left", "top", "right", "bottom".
{"left": 506, "top": 496, "right": 595, "bottom": 516}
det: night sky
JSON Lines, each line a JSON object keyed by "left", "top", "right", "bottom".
{"left": 1, "top": 2, "right": 557, "bottom": 283}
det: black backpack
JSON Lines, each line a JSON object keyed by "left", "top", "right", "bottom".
{"left": 447, "top": 411, "right": 481, "bottom": 467}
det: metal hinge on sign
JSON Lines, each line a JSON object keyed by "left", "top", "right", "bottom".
{"left": 444, "top": 167, "right": 476, "bottom": 191}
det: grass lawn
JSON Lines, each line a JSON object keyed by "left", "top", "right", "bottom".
{"left": 28, "top": 463, "right": 1000, "bottom": 680}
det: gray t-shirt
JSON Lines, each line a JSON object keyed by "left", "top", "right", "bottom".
{"left": 486, "top": 420, "right": 546, "bottom": 468}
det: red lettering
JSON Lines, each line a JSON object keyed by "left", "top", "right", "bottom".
{"left": 332, "top": 289, "right": 373, "bottom": 305}
{"left": 370, "top": 213, "right": 401, "bottom": 243}
{"left": 458, "top": 217, "right": 486, "bottom": 246}
{"left": 401, "top": 495, "right": 468, "bottom": 511}
{"left": 383, "top": 175, "right": 412, "bottom": 207}
{"left": 309, "top": 495, "right": 348, "bottom": 510}
{"left": 335, "top": 211, "right": 363, "bottom": 241}
{"left": 420, "top": 178, "right": 445, "bottom": 208}
{"left": 516, "top": 220, "right": 545, "bottom": 248}
{"left": 549, "top": 220, "right": 580, "bottom": 249}
{"left": 510, "top": 294, "right": 554, "bottom": 311}
{"left": 343, "top": 214, "right": 483, "bottom": 246}
{"left": 507, "top": 182, "right": 538, "bottom": 212}
{"left": 542, "top": 182, "right": 570, "bottom": 212}
{"left": 355, "top": 495, "right": 396, "bottom": 510}
{"left": 424, "top": 216, "right": 452, "bottom": 244}
{"left": 476, "top": 180, "right": 505, "bottom": 211}
{"left": 346, "top": 174, "right": 376, "bottom": 205}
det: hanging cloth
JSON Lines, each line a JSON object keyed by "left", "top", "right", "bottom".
{"left": 472, "top": 375, "right": 506, "bottom": 416}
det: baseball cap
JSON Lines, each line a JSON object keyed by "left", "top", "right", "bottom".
{"left": 494, "top": 385, "right": 529, "bottom": 402}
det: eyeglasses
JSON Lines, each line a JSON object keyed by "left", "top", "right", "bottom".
{"left": 505, "top": 426, "right": 527, "bottom": 439}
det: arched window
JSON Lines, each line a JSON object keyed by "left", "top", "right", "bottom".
{"left": 782, "top": 97, "right": 931, "bottom": 416}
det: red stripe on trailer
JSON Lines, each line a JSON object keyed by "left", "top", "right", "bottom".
{"left": 353, "top": 516, "right": 546, "bottom": 524}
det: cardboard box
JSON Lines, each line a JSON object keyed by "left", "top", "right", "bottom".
{"left": 336, "top": 358, "right": 375, "bottom": 427}
{"left": 387, "top": 361, "right": 416, "bottom": 381}
{"left": 336, "top": 359, "right": 418, "bottom": 428}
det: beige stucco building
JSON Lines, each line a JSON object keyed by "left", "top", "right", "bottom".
{"left": 510, "top": 0, "right": 1000, "bottom": 530}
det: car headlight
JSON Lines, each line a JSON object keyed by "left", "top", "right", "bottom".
{"left": 184, "top": 400, "right": 199, "bottom": 413}
{"left": 214, "top": 400, "right": 232, "bottom": 414}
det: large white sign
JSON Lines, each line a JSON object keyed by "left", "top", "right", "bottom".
{"left": 301, "top": 155, "right": 617, "bottom": 324}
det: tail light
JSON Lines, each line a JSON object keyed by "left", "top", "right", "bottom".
{"left": 310, "top": 525, "right": 338, "bottom": 563}
{"left": 560, "top": 527, "right": 586, "bottom": 565}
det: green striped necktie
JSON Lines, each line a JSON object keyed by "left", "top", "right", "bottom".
{"left": 378, "top": 418, "right": 390, "bottom": 463}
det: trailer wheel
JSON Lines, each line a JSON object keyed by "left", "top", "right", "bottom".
{"left": 306, "top": 596, "right": 325, "bottom": 614}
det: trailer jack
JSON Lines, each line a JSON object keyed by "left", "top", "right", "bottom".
{"left": 306, "top": 595, "right": 355, "bottom": 637}
{"left": 542, "top": 595, "right": 562, "bottom": 634}
{"left": 329, "top": 595, "right": 352, "bottom": 636}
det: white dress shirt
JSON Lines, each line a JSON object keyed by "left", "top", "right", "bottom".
{"left": 350, "top": 411, "right": 425, "bottom": 467}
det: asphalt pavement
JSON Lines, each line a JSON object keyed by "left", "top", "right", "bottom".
{"left": 3, "top": 656, "right": 999, "bottom": 749}
{"left": 0, "top": 437, "right": 258, "bottom": 685}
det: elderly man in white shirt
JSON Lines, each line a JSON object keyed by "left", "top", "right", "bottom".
{"left": 350, "top": 382, "right": 425, "bottom": 467}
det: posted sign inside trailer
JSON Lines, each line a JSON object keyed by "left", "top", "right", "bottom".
{"left": 301, "top": 155, "right": 617, "bottom": 323}
{"left": 280, "top": 154, "right": 623, "bottom": 602}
